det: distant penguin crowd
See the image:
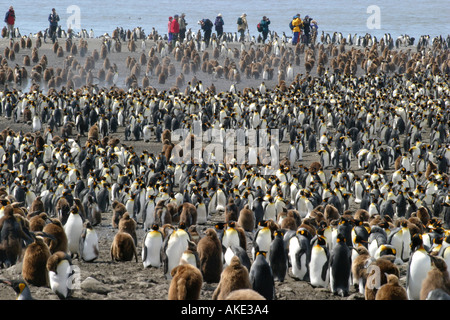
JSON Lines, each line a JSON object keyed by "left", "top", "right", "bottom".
{"left": 0, "top": 25, "right": 449, "bottom": 301}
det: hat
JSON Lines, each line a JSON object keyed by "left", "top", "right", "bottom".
{"left": 174, "top": 14, "right": 179, "bottom": 18}
{"left": 218, "top": 13, "right": 222, "bottom": 17}
{"left": 169, "top": 16, "right": 173, "bottom": 20}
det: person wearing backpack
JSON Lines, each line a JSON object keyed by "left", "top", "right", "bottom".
{"left": 4, "top": 6, "right": 15, "bottom": 39}
{"left": 199, "top": 18, "right": 213, "bottom": 47}
{"left": 237, "top": 13, "right": 247, "bottom": 42}
{"left": 214, "top": 13, "right": 224, "bottom": 40}
{"left": 291, "top": 14, "right": 302, "bottom": 45}
{"left": 48, "top": 8, "right": 60, "bottom": 44}
{"left": 259, "top": 16, "right": 270, "bottom": 43}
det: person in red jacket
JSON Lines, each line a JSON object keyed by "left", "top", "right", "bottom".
{"left": 4, "top": 6, "right": 15, "bottom": 39}
{"left": 168, "top": 16, "right": 173, "bottom": 42}
{"left": 171, "top": 15, "right": 180, "bottom": 44}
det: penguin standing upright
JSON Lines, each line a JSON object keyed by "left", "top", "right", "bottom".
{"left": 407, "top": 234, "right": 432, "bottom": 300}
{"left": 252, "top": 220, "right": 273, "bottom": 260}
{"left": 249, "top": 251, "right": 275, "bottom": 300}
{"left": 196, "top": 228, "right": 223, "bottom": 283}
{"left": 79, "top": 221, "right": 99, "bottom": 262}
{"left": 46, "top": 251, "right": 74, "bottom": 299}
{"left": 419, "top": 255, "right": 450, "bottom": 300}
{"left": 330, "top": 233, "right": 352, "bottom": 297}
{"left": 22, "top": 232, "right": 53, "bottom": 287}
{"left": 142, "top": 224, "right": 164, "bottom": 268}
{"left": 64, "top": 206, "right": 84, "bottom": 259}
{"left": 168, "top": 259, "right": 203, "bottom": 300}
{"left": 309, "top": 235, "right": 330, "bottom": 288}
{"left": 375, "top": 274, "right": 408, "bottom": 300}
{"left": 163, "top": 224, "right": 191, "bottom": 279}
{"left": 212, "top": 255, "right": 252, "bottom": 300}
{"left": 288, "top": 228, "right": 311, "bottom": 281}
{"left": 269, "top": 229, "right": 288, "bottom": 282}
{"left": 42, "top": 218, "right": 68, "bottom": 254}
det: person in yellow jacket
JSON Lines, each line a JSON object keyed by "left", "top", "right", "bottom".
{"left": 291, "top": 14, "right": 302, "bottom": 45}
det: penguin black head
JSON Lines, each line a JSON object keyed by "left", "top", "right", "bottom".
{"left": 255, "top": 251, "right": 267, "bottom": 258}
{"left": 0, "top": 279, "right": 32, "bottom": 299}
{"left": 336, "top": 233, "right": 347, "bottom": 244}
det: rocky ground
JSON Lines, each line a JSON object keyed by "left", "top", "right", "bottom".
{"left": 0, "top": 31, "right": 431, "bottom": 301}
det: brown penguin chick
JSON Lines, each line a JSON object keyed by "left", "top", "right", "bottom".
{"left": 354, "top": 209, "right": 370, "bottom": 222}
{"left": 162, "top": 129, "right": 171, "bottom": 143}
{"left": 375, "top": 274, "right": 408, "bottom": 300}
{"left": 118, "top": 212, "right": 137, "bottom": 245}
{"left": 420, "top": 255, "right": 450, "bottom": 300}
{"left": 237, "top": 204, "right": 255, "bottom": 232}
{"left": 22, "top": 233, "right": 52, "bottom": 287}
{"left": 29, "top": 196, "right": 45, "bottom": 215}
{"left": 42, "top": 218, "right": 68, "bottom": 254}
{"left": 225, "top": 197, "right": 239, "bottom": 223}
{"left": 365, "top": 257, "right": 400, "bottom": 300}
{"left": 87, "top": 123, "right": 99, "bottom": 141}
{"left": 154, "top": 200, "right": 171, "bottom": 226}
{"left": 110, "top": 231, "right": 138, "bottom": 262}
{"left": 187, "top": 225, "right": 201, "bottom": 244}
{"left": 111, "top": 200, "right": 127, "bottom": 228}
{"left": 197, "top": 228, "right": 223, "bottom": 283}
{"left": 416, "top": 206, "right": 430, "bottom": 227}
{"left": 168, "top": 259, "right": 203, "bottom": 300}
{"left": 28, "top": 212, "right": 48, "bottom": 232}
{"left": 279, "top": 212, "right": 297, "bottom": 231}
{"left": 212, "top": 255, "right": 251, "bottom": 300}
{"left": 351, "top": 246, "right": 372, "bottom": 294}
{"left": 324, "top": 204, "right": 340, "bottom": 224}
{"left": 225, "top": 288, "right": 266, "bottom": 300}
{"left": 178, "top": 202, "right": 197, "bottom": 227}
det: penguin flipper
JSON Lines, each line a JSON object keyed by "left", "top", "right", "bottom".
{"left": 321, "top": 247, "right": 330, "bottom": 282}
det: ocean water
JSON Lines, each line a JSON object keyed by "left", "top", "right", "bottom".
{"left": 5, "top": 0, "right": 450, "bottom": 41}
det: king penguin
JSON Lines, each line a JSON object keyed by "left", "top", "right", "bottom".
{"left": 330, "top": 233, "right": 352, "bottom": 297}
{"left": 288, "top": 228, "right": 312, "bottom": 281}
{"left": 406, "top": 233, "right": 432, "bottom": 300}
{"left": 79, "top": 221, "right": 99, "bottom": 262}
{"left": 142, "top": 223, "right": 164, "bottom": 268}
{"left": 269, "top": 229, "right": 288, "bottom": 282}
{"left": 249, "top": 251, "right": 275, "bottom": 300}
{"left": 64, "top": 206, "right": 84, "bottom": 259}
{"left": 309, "top": 234, "right": 330, "bottom": 288}
{"left": 0, "top": 279, "right": 33, "bottom": 300}
{"left": 46, "top": 251, "right": 74, "bottom": 299}
{"left": 252, "top": 220, "right": 273, "bottom": 260}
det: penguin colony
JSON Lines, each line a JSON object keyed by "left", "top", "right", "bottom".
{"left": 0, "top": 26, "right": 449, "bottom": 301}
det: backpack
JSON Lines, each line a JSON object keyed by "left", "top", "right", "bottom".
{"left": 257, "top": 23, "right": 262, "bottom": 32}
{"left": 237, "top": 17, "right": 243, "bottom": 25}
{"left": 289, "top": 20, "right": 294, "bottom": 30}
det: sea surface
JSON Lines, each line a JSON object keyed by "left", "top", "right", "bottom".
{"left": 5, "top": 0, "right": 450, "bottom": 41}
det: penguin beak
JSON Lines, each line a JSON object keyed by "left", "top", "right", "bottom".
{"left": 0, "top": 279, "right": 12, "bottom": 286}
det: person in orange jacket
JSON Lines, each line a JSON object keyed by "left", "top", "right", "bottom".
{"left": 291, "top": 14, "right": 302, "bottom": 45}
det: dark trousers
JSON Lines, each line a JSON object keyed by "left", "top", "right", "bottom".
{"left": 204, "top": 30, "right": 212, "bottom": 47}
{"left": 262, "top": 31, "right": 269, "bottom": 43}
{"left": 179, "top": 29, "right": 186, "bottom": 42}
{"left": 49, "top": 25, "right": 57, "bottom": 43}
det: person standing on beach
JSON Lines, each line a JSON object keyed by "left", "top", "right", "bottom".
{"left": 171, "top": 15, "right": 180, "bottom": 44}
{"left": 199, "top": 18, "right": 213, "bottom": 47}
{"left": 214, "top": 13, "right": 224, "bottom": 41}
{"left": 259, "top": 16, "right": 270, "bottom": 43}
{"left": 302, "top": 15, "right": 312, "bottom": 45}
{"left": 291, "top": 14, "right": 302, "bottom": 45}
{"left": 167, "top": 16, "right": 173, "bottom": 42}
{"left": 237, "top": 13, "right": 247, "bottom": 42}
{"left": 48, "top": 8, "right": 60, "bottom": 43}
{"left": 4, "top": 6, "right": 15, "bottom": 39}
{"left": 179, "top": 13, "right": 187, "bottom": 42}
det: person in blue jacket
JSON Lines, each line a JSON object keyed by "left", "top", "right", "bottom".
{"left": 214, "top": 13, "right": 224, "bottom": 40}
{"left": 259, "top": 16, "right": 270, "bottom": 43}
{"left": 48, "top": 8, "right": 60, "bottom": 43}
{"left": 199, "top": 18, "right": 213, "bottom": 47}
